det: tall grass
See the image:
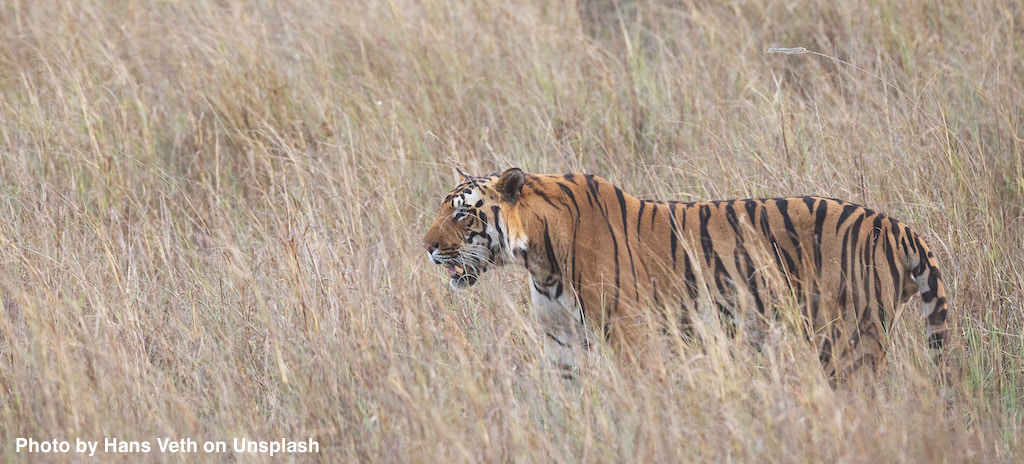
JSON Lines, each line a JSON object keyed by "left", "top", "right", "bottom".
{"left": 0, "top": 0, "right": 1021, "bottom": 461}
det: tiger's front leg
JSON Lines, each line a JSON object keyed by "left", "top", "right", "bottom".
{"left": 529, "top": 275, "right": 589, "bottom": 376}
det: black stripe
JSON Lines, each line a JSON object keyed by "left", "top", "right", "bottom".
{"left": 651, "top": 201, "right": 659, "bottom": 229}
{"left": 491, "top": 205, "right": 505, "bottom": 248}
{"left": 614, "top": 186, "right": 640, "bottom": 299}
{"left": 725, "top": 201, "right": 764, "bottom": 314}
{"left": 532, "top": 187, "right": 558, "bottom": 209}
{"left": 739, "top": 243, "right": 764, "bottom": 313}
{"left": 835, "top": 203, "right": 860, "bottom": 234}
{"left": 712, "top": 255, "right": 736, "bottom": 330}
{"left": 862, "top": 218, "right": 882, "bottom": 327}
{"left": 477, "top": 208, "right": 489, "bottom": 228}
{"left": 847, "top": 213, "right": 866, "bottom": 313}
{"left": 929, "top": 298, "right": 947, "bottom": 326}
{"left": 669, "top": 203, "right": 679, "bottom": 269}
{"left": 636, "top": 200, "right": 646, "bottom": 236}
{"left": 758, "top": 203, "right": 798, "bottom": 280}
{"left": 882, "top": 223, "right": 902, "bottom": 312}
{"left": 533, "top": 280, "right": 551, "bottom": 299}
{"left": 744, "top": 199, "right": 759, "bottom": 226}
{"left": 585, "top": 175, "right": 603, "bottom": 215}
{"left": 775, "top": 199, "right": 805, "bottom": 264}
{"left": 802, "top": 196, "right": 816, "bottom": 214}
{"left": 812, "top": 198, "right": 828, "bottom": 273}
{"left": 912, "top": 235, "right": 929, "bottom": 275}
{"left": 683, "top": 246, "right": 697, "bottom": 299}
{"left": 922, "top": 267, "right": 938, "bottom": 303}
{"left": 547, "top": 332, "right": 570, "bottom": 348}
{"left": 615, "top": 186, "right": 629, "bottom": 233}
{"left": 699, "top": 204, "right": 714, "bottom": 266}
{"left": 542, "top": 220, "right": 562, "bottom": 278}
{"left": 836, "top": 222, "right": 852, "bottom": 311}
{"left": 572, "top": 229, "right": 585, "bottom": 318}
{"left": 604, "top": 213, "right": 621, "bottom": 316}
{"left": 724, "top": 200, "right": 741, "bottom": 235}
{"left": 873, "top": 256, "right": 884, "bottom": 329}
{"left": 557, "top": 184, "right": 581, "bottom": 216}
{"left": 906, "top": 229, "right": 919, "bottom": 256}
{"left": 571, "top": 216, "right": 579, "bottom": 301}
{"left": 555, "top": 183, "right": 581, "bottom": 293}
{"left": 890, "top": 222, "right": 904, "bottom": 270}
{"left": 869, "top": 217, "right": 885, "bottom": 319}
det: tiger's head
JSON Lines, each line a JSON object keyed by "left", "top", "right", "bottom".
{"left": 422, "top": 168, "right": 527, "bottom": 289}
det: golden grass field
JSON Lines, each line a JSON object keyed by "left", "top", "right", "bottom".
{"left": 1, "top": 0, "right": 1022, "bottom": 462}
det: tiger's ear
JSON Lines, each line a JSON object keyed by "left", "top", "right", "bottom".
{"left": 495, "top": 168, "right": 526, "bottom": 203}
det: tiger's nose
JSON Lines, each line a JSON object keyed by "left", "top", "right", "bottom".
{"left": 424, "top": 243, "right": 438, "bottom": 254}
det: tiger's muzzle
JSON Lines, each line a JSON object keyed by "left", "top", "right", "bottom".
{"left": 425, "top": 243, "right": 485, "bottom": 289}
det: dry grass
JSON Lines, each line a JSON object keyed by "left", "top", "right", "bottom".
{"left": 0, "top": 0, "right": 1021, "bottom": 462}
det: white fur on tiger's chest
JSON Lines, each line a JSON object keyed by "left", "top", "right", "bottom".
{"left": 529, "top": 275, "right": 589, "bottom": 371}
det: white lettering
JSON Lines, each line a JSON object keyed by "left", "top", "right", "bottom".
{"left": 75, "top": 438, "right": 98, "bottom": 456}
{"left": 204, "top": 440, "right": 227, "bottom": 452}
{"left": 15, "top": 438, "right": 71, "bottom": 453}
{"left": 104, "top": 438, "right": 150, "bottom": 453}
{"left": 157, "top": 437, "right": 197, "bottom": 453}
{"left": 232, "top": 437, "right": 320, "bottom": 456}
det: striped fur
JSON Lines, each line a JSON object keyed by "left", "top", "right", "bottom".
{"left": 423, "top": 168, "right": 949, "bottom": 381}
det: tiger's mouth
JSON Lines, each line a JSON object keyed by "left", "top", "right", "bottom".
{"left": 428, "top": 243, "right": 495, "bottom": 290}
{"left": 445, "top": 262, "right": 480, "bottom": 288}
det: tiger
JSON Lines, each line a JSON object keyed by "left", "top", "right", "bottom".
{"left": 422, "top": 167, "right": 949, "bottom": 382}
